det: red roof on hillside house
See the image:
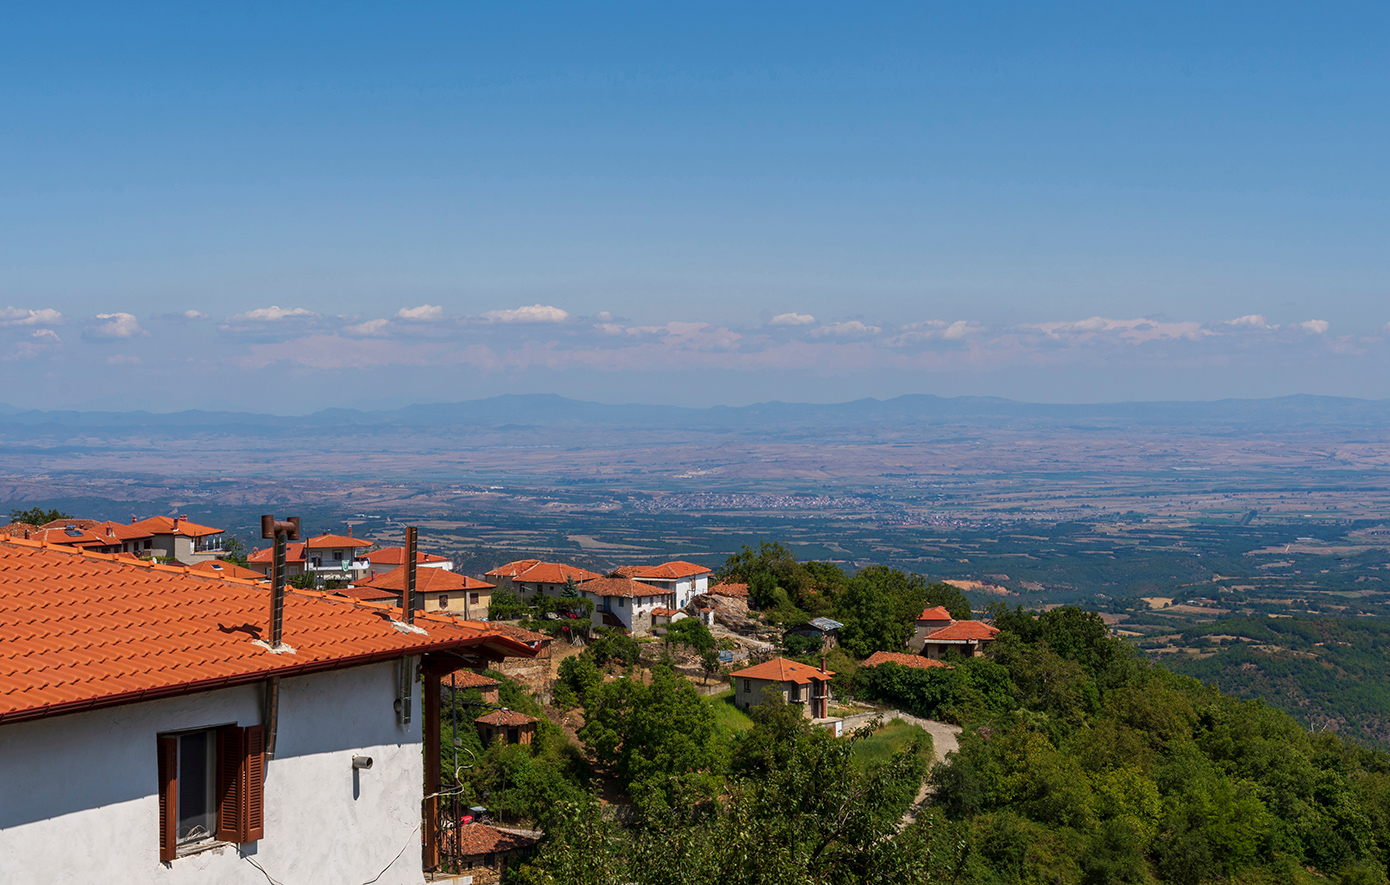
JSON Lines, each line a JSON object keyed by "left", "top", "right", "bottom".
{"left": 304, "top": 532, "right": 371, "bottom": 550}
{"left": 365, "top": 547, "right": 450, "bottom": 566}
{"left": 708, "top": 582, "right": 748, "bottom": 598}
{"left": 0, "top": 523, "right": 38, "bottom": 539}
{"left": 131, "top": 515, "right": 223, "bottom": 538}
{"left": 485, "top": 560, "right": 603, "bottom": 585}
{"left": 864, "top": 651, "right": 951, "bottom": 670}
{"left": 924, "top": 621, "right": 1000, "bottom": 642}
{"left": 454, "top": 823, "right": 539, "bottom": 856}
{"left": 440, "top": 668, "right": 499, "bottom": 690}
{"left": 579, "top": 576, "right": 667, "bottom": 598}
{"left": 356, "top": 568, "right": 493, "bottom": 596}
{"left": 729, "top": 657, "right": 834, "bottom": 685}
{"left": 0, "top": 537, "right": 536, "bottom": 724}
{"left": 916, "top": 606, "right": 954, "bottom": 622}
{"left": 616, "top": 561, "right": 712, "bottom": 580}
{"left": 248, "top": 542, "right": 307, "bottom": 565}
{"left": 474, "top": 709, "right": 537, "bottom": 727}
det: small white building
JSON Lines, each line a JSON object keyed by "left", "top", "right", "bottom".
{"left": 578, "top": 575, "right": 669, "bottom": 635}
{"left": 0, "top": 537, "right": 536, "bottom": 884}
{"left": 616, "top": 561, "right": 712, "bottom": 610}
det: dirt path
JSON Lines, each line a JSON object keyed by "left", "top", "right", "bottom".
{"left": 837, "top": 709, "right": 961, "bottom": 826}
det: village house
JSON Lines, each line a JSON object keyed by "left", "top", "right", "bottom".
{"left": 474, "top": 709, "right": 538, "bottom": 746}
{"left": 782, "top": 616, "right": 844, "bottom": 652}
{"left": 863, "top": 651, "right": 952, "bottom": 671}
{"left": 187, "top": 559, "right": 269, "bottom": 583}
{"left": 248, "top": 531, "right": 373, "bottom": 586}
{"left": 0, "top": 535, "right": 537, "bottom": 883}
{"left": 352, "top": 567, "right": 496, "bottom": 619}
{"left": 444, "top": 822, "right": 540, "bottom": 885}
{"left": 484, "top": 559, "right": 603, "bottom": 600}
{"left": 577, "top": 575, "right": 669, "bottom": 635}
{"left": 919, "top": 620, "right": 1001, "bottom": 659}
{"left": 362, "top": 546, "right": 453, "bottom": 579}
{"left": 906, "top": 606, "right": 955, "bottom": 653}
{"left": 132, "top": 514, "right": 228, "bottom": 564}
{"left": 728, "top": 657, "right": 833, "bottom": 719}
{"left": 614, "top": 560, "right": 712, "bottom": 609}
{"left": 442, "top": 668, "right": 500, "bottom": 704}
{"left": 17, "top": 517, "right": 157, "bottom": 556}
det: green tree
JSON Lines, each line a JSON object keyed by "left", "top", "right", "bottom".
{"left": 666, "top": 617, "right": 715, "bottom": 654}
{"left": 8, "top": 506, "right": 72, "bottom": 526}
{"left": 219, "top": 537, "right": 250, "bottom": 567}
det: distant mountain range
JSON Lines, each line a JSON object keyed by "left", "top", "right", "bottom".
{"left": 1, "top": 393, "right": 1389, "bottom": 433}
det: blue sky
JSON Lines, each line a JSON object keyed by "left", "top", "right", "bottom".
{"left": 2, "top": 3, "right": 1388, "bottom": 412}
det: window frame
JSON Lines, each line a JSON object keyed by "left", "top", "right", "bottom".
{"left": 157, "top": 723, "right": 265, "bottom": 862}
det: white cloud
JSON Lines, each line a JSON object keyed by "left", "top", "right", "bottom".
{"left": 343, "top": 318, "right": 392, "bottom": 337}
{"left": 1033, "top": 316, "right": 1213, "bottom": 343}
{"left": 230, "top": 305, "right": 317, "bottom": 322}
{"left": 0, "top": 307, "right": 62, "bottom": 327}
{"left": 1227, "top": 314, "right": 1272, "bottom": 329}
{"left": 812, "top": 320, "right": 881, "bottom": 337}
{"left": 770, "top": 312, "right": 816, "bottom": 326}
{"left": 1300, "top": 319, "right": 1330, "bottom": 334}
{"left": 481, "top": 304, "right": 570, "bottom": 324}
{"left": 84, "top": 313, "right": 146, "bottom": 340}
{"left": 396, "top": 304, "right": 443, "bottom": 321}
{"left": 30, "top": 329, "right": 59, "bottom": 342}
{"left": 183, "top": 309, "right": 207, "bottom": 319}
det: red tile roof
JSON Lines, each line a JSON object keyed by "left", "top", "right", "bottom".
{"left": 708, "top": 582, "right": 748, "bottom": 598}
{"left": 131, "top": 515, "right": 223, "bottom": 538}
{"left": 0, "top": 538, "right": 536, "bottom": 724}
{"left": 916, "top": 606, "right": 954, "bottom": 622}
{"left": 248, "top": 542, "right": 307, "bottom": 565}
{"left": 620, "top": 561, "right": 712, "bottom": 580}
{"left": 924, "top": 620, "right": 1000, "bottom": 642}
{"left": 188, "top": 560, "right": 268, "bottom": 581}
{"left": 863, "top": 651, "right": 951, "bottom": 670}
{"left": 480, "top": 622, "right": 550, "bottom": 645}
{"left": 579, "top": 576, "right": 665, "bottom": 598}
{"left": 0, "top": 523, "right": 38, "bottom": 539}
{"left": 332, "top": 584, "right": 401, "bottom": 603}
{"left": 485, "top": 560, "right": 603, "bottom": 584}
{"left": 441, "top": 668, "right": 499, "bottom": 689}
{"left": 729, "top": 657, "right": 833, "bottom": 684}
{"left": 365, "top": 547, "right": 450, "bottom": 566}
{"left": 304, "top": 532, "right": 371, "bottom": 550}
{"left": 357, "top": 568, "right": 493, "bottom": 595}
{"left": 454, "top": 823, "right": 539, "bottom": 856}
{"left": 475, "top": 709, "right": 537, "bottom": 727}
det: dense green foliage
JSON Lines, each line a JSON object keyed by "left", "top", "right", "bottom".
{"left": 853, "top": 606, "right": 1390, "bottom": 884}
{"left": 489, "top": 585, "right": 528, "bottom": 620}
{"left": 664, "top": 617, "right": 715, "bottom": 653}
{"left": 514, "top": 701, "right": 937, "bottom": 885}
{"left": 8, "top": 506, "right": 71, "bottom": 525}
{"left": 1160, "top": 617, "right": 1390, "bottom": 747}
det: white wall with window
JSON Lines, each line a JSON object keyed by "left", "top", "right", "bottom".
{"left": 0, "top": 661, "right": 428, "bottom": 884}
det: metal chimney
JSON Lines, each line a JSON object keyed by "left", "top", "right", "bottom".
{"left": 261, "top": 514, "right": 301, "bottom": 648}
{"left": 404, "top": 526, "right": 418, "bottom": 625}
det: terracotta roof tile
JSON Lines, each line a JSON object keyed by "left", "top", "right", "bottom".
{"left": 916, "top": 606, "right": 954, "bottom": 622}
{"left": 485, "top": 560, "right": 603, "bottom": 584}
{"left": 578, "top": 576, "right": 664, "bottom": 598}
{"left": 304, "top": 533, "right": 371, "bottom": 550}
{"left": 708, "top": 582, "right": 748, "bottom": 598}
{"left": 924, "top": 620, "right": 1000, "bottom": 641}
{"left": 130, "top": 515, "right": 223, "bottom": 538}
{"left": 729, "top": 657, "right": 833, "bottom": 684}
{"left": 0, "top": 538, "right": 537, "bottom": 724}
{"left": 248, "top": 542, "right": 306, "bottom": 565}
{"left": 364, "top": 547, "right": 450, "bottom": 566}
{"left": 475, "top": 709, "right": 537, "bottom": 726}
{"left": 454, "top": 823, "right": 539, "bottom": 856}
{"left": 620, "top": 560, "right": 712, "bottom": 580}
{"left": 187, "top": 560, "right": 268, "bottom": 581}
{"left": 863, "top": 651, "right": 951, "bottom": 670}
{"left": 441, "top": 668, "right": 499, "bottom": 689}
{"left": 357, "top": 569, "right": 493, "bottom": 595}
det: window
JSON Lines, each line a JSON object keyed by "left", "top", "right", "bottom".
{"left": 469, "top": 592, "right": 479, "bottom": 605}
{"left": 157, "top": 725, "right": 264, "bottom": 862}
{"left": 507, "top": 727, "right": 519, "bottom": 744}
{"left": 619, "top": 597, "right": 626, "bottom": 607}
{"left": 438, "top": 594, "right": 450, "bottom": 608}
{"left": 742, "top": 679, "right": 751, "bottom": 693}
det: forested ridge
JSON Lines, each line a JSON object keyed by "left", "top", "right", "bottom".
{"left": 442, "top": 544, "right": 1390, "bottom": 885}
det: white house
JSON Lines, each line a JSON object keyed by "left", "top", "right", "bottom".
{"left": 577, "top": 575, "right": 670, "bottom": 635}
{"left": 129, "top": 515, "right": 227, "bottom": 564}
{"left": 0, "top": 536, "right": 536, "bottom": 884}
{"left": 616, "top": 561, "right": 712, "bottom": 609}
{"left": 247, "top": 532, "right": 372, "bottom": 587}
{"left": 363, "top": 546, "right": 454, "bottom": 579}
{"left": 484, "top": 559, "right": 604, "bottom": 600}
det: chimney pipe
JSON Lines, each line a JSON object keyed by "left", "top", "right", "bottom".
{"left": 404, "top": 527, "right": 418, "bottom": 624}
{"left": 821, "top": 655, "right": 827, "bottom": 674}
{"left": 261, "top": 514, "right": 301, "bottom": 649}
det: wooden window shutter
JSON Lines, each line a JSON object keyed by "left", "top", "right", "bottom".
{"left": 242, "top": 724, "right": 266, "bottom": 841}
{"left": 157, "top": 736, "right": 179, "bottom": 862}
{"left": 215, "top": 725, "right": 245, "bottom": 843}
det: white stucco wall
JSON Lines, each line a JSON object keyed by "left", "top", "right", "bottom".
{"left": 0, "top": 660, "right": 426, "bottom": 885}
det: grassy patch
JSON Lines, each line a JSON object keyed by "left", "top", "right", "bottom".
{"left": 850, "top": 720, "right": 933, "bottom": 769}
{"left": 709, "top": 689, "right": 755, "bottom": 735}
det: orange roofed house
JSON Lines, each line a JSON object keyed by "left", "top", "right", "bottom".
{"left": 0, "top": 536, "right": 537, "bottom": 881}
{"left": 904, "top": 606, "right": 1001, "bottom": 660}
{"left": 352, "top": 567, "right": 496, "bottom": 619}
{"left": 577, "top": 575, "right": 672, "bottom": 635}
{"left": 614, "top": 560, "right": 712, "bottom": 609}
{"left": 729, "top": 657, "right": 834, "bottom": 719}
{"left": 363, "top": 546, "right": 454, "bottom": 579}
{"left": 248, "top": 530, "right": 372, "bottom": 587}
{"left": 484, "top": 559, "right": 603, "bottom": 601}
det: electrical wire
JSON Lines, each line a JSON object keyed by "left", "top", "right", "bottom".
{"left": 238, "top": 822, "right": 423, "bottom": 885}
